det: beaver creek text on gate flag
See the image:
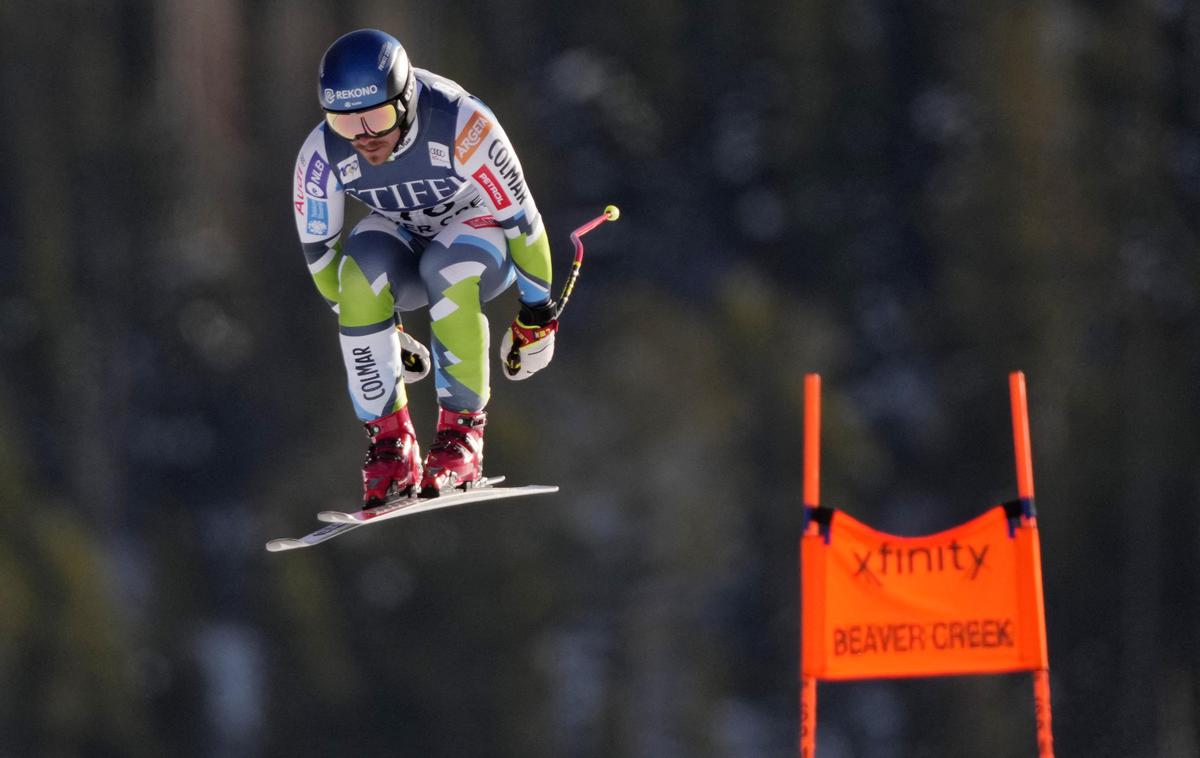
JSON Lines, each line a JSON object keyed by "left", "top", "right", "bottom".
{"left": 801, "top": 504, "right": 1049, "bottom": 681}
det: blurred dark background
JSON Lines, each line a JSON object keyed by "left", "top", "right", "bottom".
{"left": 1, "top": 1, "right": 1198, "bottom": 756}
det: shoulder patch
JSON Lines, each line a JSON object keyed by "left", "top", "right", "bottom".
{"left": 454, "top": 112, "right": 492, "bottom": 164}
{"left": 305, "top": 152, "right": 331, "bottom": 198}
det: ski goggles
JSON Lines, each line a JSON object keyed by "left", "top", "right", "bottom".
{"left": 324, "top": 99, "right": 404, "bottom": 140}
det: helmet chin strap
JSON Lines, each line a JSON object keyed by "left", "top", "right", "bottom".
{"left": 387, "top": 119, "right": 417, "bottom": 161}
{"left": 388, "top": 91, "right": 421, "bottom": 160}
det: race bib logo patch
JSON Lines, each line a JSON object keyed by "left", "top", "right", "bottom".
{"left": 428, "top": 141, "right": 451, "bottom": 168}
{"left": 472, "top": 165, "right": 511, "bottom": 210}
{"left": 337, "top": 154, "right": 361, "bottom": 184}
{"left": 464, "top": 215, "right": 500, "bottom": 229}
{"left": 454, "top": 112, "right": 492, "bottom": 164}
{"left": 306, "top": 199, "right": 329, "bottom": 236}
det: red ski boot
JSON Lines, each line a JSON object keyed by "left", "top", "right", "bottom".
{"left": 362, "top": 406, "right": 422, "bottom": 507}
{"left": 420, "top": 408, "right": 486, "bottom": 497}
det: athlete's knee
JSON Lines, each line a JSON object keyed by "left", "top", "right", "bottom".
{"left": 343, "top": 231, "right": 402, "bottom": 283}
{"left": 420, "top": 242, "right": 504, "bottom": 301}
{"left": 417, "top": 242, "right": 454, "bottom": 287}
{"left": 341, "top": 223, "right": 425, "bottom": 311}
{"left": 337, "top": 257, "right": 395, "bottom": 326}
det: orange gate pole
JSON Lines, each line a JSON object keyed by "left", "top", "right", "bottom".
{"left": 1009, "top": 371, "right": 1055, "bottom": 758}
{"left": 800, "top": 373, "right": 821, "bottom": 757}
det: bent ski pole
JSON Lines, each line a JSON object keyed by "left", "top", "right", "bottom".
{"left": 503, "top": 205, "right": 620, "bottom": 377}
{"left": 555, "top": 204, "right": 620, "bottom": 317}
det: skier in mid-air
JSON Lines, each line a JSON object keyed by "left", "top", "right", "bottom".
{"left": 292, "top": 29, "right": 558, "bottom": 504}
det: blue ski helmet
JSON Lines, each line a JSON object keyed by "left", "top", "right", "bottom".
{"left": 318, "top": 29, "right": 417, "bottom": 129}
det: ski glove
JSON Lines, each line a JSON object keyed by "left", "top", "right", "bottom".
{"left": 500, "top": 300, "right": 558, "bottom": 380}
{"left": 396, "top": 327, "right": 431, "bottom": 383}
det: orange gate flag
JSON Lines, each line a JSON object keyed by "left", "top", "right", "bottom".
{"left": 801, "top": 501, "right": 1049, "bottom": 681}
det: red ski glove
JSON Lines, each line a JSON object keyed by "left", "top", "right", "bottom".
{"left": 500, "top": 300, "right": 559, "bottom": 380}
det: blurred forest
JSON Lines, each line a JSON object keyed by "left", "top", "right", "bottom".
{"left": 1, "top": 1, "right": 1198, "bottom": 756}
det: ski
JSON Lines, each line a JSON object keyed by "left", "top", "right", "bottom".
{"left": 265, "top": 521, "right": 364, "bottom": 552}
{"left": 319, "top": 477, "right": 557, "bottom": 524}
{"left": 265, "top": 476, "right": 558, "bottom": 552}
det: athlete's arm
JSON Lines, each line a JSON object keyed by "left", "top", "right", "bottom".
{"left": 451, "top": 100, "right": 553, "bottom": 306}
{"left": 292, "top": 125, "right": 348, "bottom": 311}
